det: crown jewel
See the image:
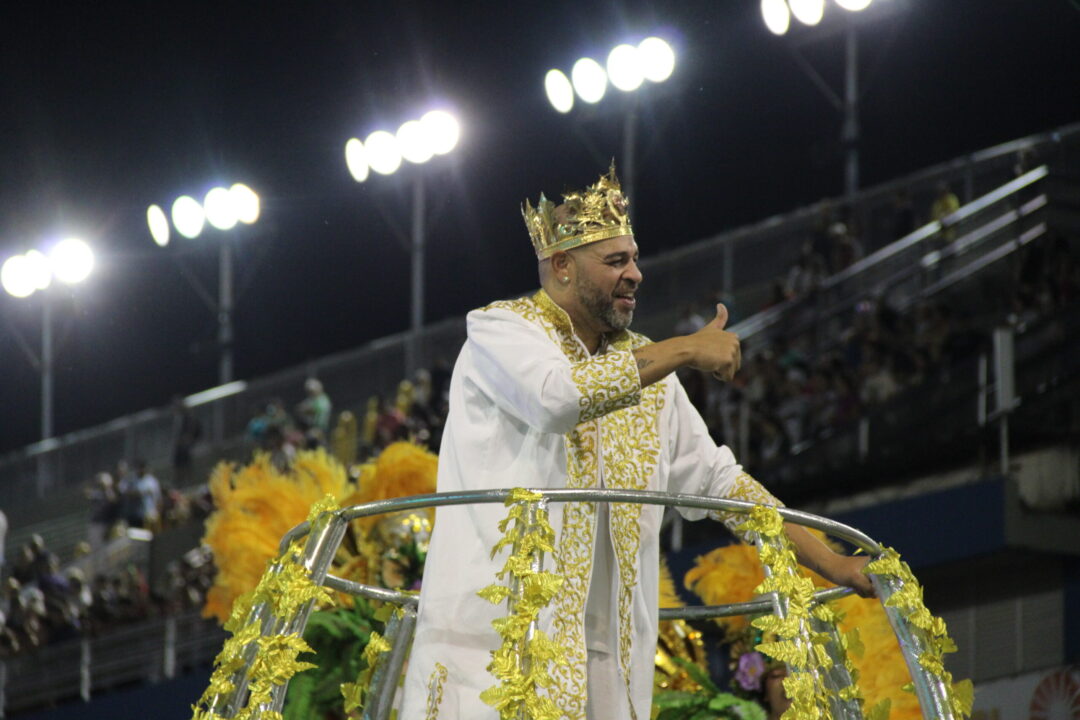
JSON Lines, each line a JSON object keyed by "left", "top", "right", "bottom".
{"left": 522, "top": 162, "right": 633, "bottom": 258}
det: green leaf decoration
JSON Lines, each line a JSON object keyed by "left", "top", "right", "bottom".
{"left": 653, "top": 690, "right": 707, "bottom": 708}
{"left": 671, "top": 656, "right": 722, "bottom": 694}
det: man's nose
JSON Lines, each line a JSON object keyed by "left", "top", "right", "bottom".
{"left": 625, "top": 260, "right": 643, "bottom": 285}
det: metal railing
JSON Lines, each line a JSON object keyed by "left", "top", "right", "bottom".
{"left": 2, "top": 122, "right": 1077, "bottom": 515}
{"left": 0, "top": 610, "right": 226, "bottom": 717}
{"left": 729, "top": 165, "right": 1050, "bottom": 349}
{"left": 197, "top": 489, "right": 964, "bottom": 720}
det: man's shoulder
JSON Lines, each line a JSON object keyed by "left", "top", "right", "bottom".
{"left": 612, "top": 329, "right": 653, "bottom": 351}
{"left": 475, "top": 294, "right": 538, "bottom": 317}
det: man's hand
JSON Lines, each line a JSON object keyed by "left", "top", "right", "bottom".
{"left": 819, "top": 554, "right": 876, "bottom": 599}
{"left": 685, "top": 303, "right": 741, "bottom": 382}
{"left": 785, "top": 524, "right": 876, "bottom": 598}
{"left": 632, "top": 304, "right": 741, "bottom": 387}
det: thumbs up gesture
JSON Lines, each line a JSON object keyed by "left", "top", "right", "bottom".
{"left": 688, "top": 303, "right": 741, "bottom": 382}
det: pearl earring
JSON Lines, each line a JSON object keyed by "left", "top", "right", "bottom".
{"left": 561, "top": 276, "right": 570, "bottom": 284}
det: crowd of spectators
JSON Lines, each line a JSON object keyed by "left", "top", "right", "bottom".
{"left": 676, "top": 230, "right": 1079, "bottom": 476}
{"left": 1, "top": 437, "right": 215, "bottom": 656}
{"left": 243, "top": 368, "right": 452, "bottom": 468}
{"left": 85, "top": 458, "right": 204, "bottom": 544}
{"left": 0, "top": 533, "right": 214, "bottom": 657}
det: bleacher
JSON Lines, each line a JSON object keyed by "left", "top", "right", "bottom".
{"left": 2, "top": 123, "right": 1079, "bottom": 716}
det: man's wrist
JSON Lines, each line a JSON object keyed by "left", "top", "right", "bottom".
{"left": 667, "top": 335, "right": 695, "bottom": 370}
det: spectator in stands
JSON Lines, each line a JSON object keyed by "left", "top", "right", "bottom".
{"left": 674, "top": 304, "right": 707, "bottom": 336}
{"left": 11, "top": 544, "right": 36, "bottom": 584}
{"left": 827, "top": 222, "right": 864, "bottom": 274}
{"left": 1048, "top": 233, "right": 1079, "bottom": 309}
{"left": 0, "top": 507, "right": 6, "bottom": 578}
{"left": 891, "top": 188, "right": 917, "bottom": 240}
{"left": 360, "top": 396, "right": 380, "bottom": 459}
{"left": 86, "top": 471, "right": 120, "bottom": 549}
{"left": 930, "top": 181, "right": 961, "bottom": 242}
{"left": 297, "top": 377, "right": 332, "bottom": 447}
{"left": 784, "top": 241, "right": 827, "bottom": 299}
{"left": 762, "top": 280, "right": 788, "bottom": 311}
{"left": 376, "top": 395, "right": 406, "bottom": 448}
{"left": 171, "top": 395, "right": 202, "bottom": 487}
{"left": 263, "top": 425, "right": 297, "bottom": 472}
{"left": 246, "top": 397, "right": 293, "bottom": 447}
{"left": 129, "top": 460, "right": 163, "bottom": 531}
{"left": 430, "top": 356, "right": 452, "bottom": 408}
{"left": 1012, "top": 147, "right": 1034, "bottom": 178}
{"left": 10, "top": 583, "right": 46, "bottom": 649}
{"left": 860, "top": 351, "right": 900, "bottom": 406}
{"left": 11, "top": 535, "right": 54, "bottom": 587}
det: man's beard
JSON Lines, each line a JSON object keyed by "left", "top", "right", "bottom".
{"left": 575, "top": 275, "right": 634, "bottom": 331}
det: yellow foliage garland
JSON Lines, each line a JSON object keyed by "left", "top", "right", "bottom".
{"left": 477, "top": 489, "right": 570, "bottom": 720}
{"left": 191, "top": 498, "right": 339, "bottom": 720}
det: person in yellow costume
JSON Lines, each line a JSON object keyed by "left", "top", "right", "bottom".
{"left": 399, "top": 165, "right": 874, "bottom": 720}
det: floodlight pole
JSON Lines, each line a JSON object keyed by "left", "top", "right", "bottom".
{"left": 41, "top": 291, "right": 54, "bottom": 440}
{"left": 622, "top": 105, "right": 638, "bottom": 208}
{"left": 842, "top": 22, "right": 859, "bottom": 201}
{"left": 408, "top": 175, "right": 426, "bottom": 377}
{"left": 219, "top": 238, "right": 234, "bottom": 386}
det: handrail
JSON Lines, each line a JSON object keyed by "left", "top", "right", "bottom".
{"left": 729, "top": 165, "right": 1049, "bottom": 342}
{"left": 278, "top": 488, "right": 883, "bottom": 555}
{"left": 210, "top": 488, "right": 961, "bottom": 720}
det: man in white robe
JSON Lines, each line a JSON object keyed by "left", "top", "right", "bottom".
{"left": 399, "top": 167, "right": 872, "bottom": 720}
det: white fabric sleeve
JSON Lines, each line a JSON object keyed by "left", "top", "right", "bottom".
{"left": 663, "top": 377, "right": 783, "bottom": 539}
{"left": 465, "top": 307, "right": 642, "bottom": 434}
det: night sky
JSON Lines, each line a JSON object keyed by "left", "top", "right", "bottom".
{"left": 2, "top": 1, "right": 1079, "bottom": 454}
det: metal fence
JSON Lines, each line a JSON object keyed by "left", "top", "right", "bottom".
{"left": 0, "top": 610, "right": 225, "bottom": 717}
{"left": 2, "top": 122, "right": 1078, "bottom": 515}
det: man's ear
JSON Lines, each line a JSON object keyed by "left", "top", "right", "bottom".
{"left": 550, "top": 250, "right": 572, "bottom": 279}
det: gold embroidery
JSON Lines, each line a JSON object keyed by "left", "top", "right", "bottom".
{"left": 425, "top": 662, "right": 448, "bottom": 720}
{"left": 602, "top": 331, "right": 667, "bottom": 720}
{"left": 710, "top": 472, "right": 784, "bottom": 541}
{"left": 570, "top": 350, "right": 642, "bottom": 423}
{"left": 549, "top": 423, "right": 598, "bottom": 720}
{"left": 488, "top": 290, "right": 667, "bottom": 720}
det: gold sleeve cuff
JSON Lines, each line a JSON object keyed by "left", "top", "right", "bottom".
{"left": 710, "top": 472, "right": 785, "bottom": 542}
{"left": 570, "top": 348, "right": 642, "bottom": 424}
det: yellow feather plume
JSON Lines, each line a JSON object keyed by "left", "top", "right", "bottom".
{"left": 201, "top": 443, "right": 438, "bottom": 624}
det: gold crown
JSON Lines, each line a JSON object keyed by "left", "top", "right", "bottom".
{"left": 522, "top": 162, "right": 633, "bottom": 258}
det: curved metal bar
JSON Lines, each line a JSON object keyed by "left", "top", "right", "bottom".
{"left": 280, "top": 488, "right": 883, "bottom": 556}
{"left": 658, "top": 586, "right": 853, "bottom": 621}
{"left": 323, "top": 574, "right": 419, "bottom": 608}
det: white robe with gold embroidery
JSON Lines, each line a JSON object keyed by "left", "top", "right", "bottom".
{"left": 399, "top": 291, "right": 780, "bottom": 720}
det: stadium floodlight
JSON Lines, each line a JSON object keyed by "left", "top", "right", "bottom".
{"left": 230, "top": 183, "right": 260, "bottom": 225}
{"left": 345, "top": 138, "right": 370, "bottom": 182}
{"left": 1, "top": 255, "right": 35, "bottom": 298}
{"left": 571, "top": 57, "right": 607, "bottom": 104}
{"left": 544, "top": 69, "right": 574, "bottom": 113}
{"left": 172, "top": 195, "right": 206, "bottom": 239}
{"left": 761, "top": 0, "right": 792, "bottom": 34}
{"left": 204, "top": 187, "right": 239, "bottom": 231}
{"left": 789, "top": 0, "right": 825, "bottom": 25}
{"left": 50, "top": 238, "right": 94, "bottom": 284}
{"left": 24, "top": 250, "right": 52, "bottom": 291}
{"left": 835, "top": 0, "right": 873, "bottom": 10}
{"left": 147, "top": 204, "right": 170, "bottom": 247}
{"left": 421, "top": 110, "right": 460, "bottom": 156}
{"left": 607, "top": 44, "right": 644, "bottom": 92}
{"left": 365, "top": 130, "right": 403, "bottom": 175}
{"left": 638, "top": 37, "right": 676, "bottom": 83}
{"left": 397, "top": 120, "right": 434, "bottom": 165}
